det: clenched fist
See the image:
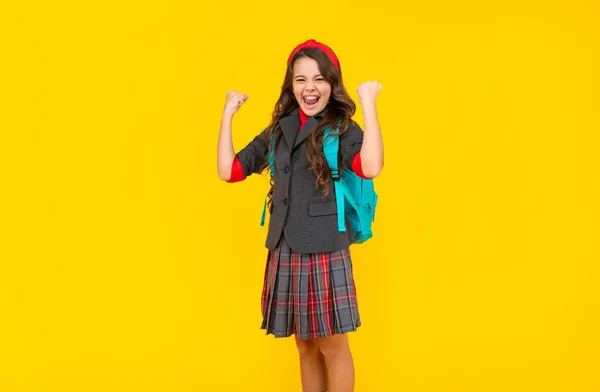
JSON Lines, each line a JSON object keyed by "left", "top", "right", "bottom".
{"left": 223, "top": 90, "right": 249, "bottom": 116}
{"left": 357, "top": 81, "right": 382, "bottom": 106}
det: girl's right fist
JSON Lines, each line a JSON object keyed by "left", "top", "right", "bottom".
{"left": 224, "top": 90, "right": 249, "bottom": 116}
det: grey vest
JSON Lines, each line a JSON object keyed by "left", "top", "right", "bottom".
{"left": 236, "top": 106, "right": 364, "bottom": 253}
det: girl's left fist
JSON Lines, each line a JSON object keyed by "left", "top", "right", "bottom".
{"left": 357, "top": 81, "right": 382, "bottom": 105}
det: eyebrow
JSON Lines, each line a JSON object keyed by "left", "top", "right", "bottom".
{"left": 294, "top": 74, "right": 324, "bottom": 79}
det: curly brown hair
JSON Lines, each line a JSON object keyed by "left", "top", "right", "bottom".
{"left": 261, "top": 47, "right": 356, "bottom": 209}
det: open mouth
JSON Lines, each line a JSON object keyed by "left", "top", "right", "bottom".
{"left": 302, "top": 95, "right": 320, "bottom": 109}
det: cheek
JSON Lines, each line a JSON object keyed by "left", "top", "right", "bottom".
{"left": 292, "top": 83, "right": 301, "bottom": 95}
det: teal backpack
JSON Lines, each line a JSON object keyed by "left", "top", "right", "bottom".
{"left": 260, "top": 125, "right": 378, "bottom": 244}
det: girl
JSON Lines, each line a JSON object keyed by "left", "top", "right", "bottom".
{"left": 217, "top": 39, "right": 383, "bottom": 392}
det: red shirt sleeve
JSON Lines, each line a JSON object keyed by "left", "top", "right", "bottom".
{"left": 352, "top": 152, "right": 368, "bottom": 179}
{"left": 351, "top": 152, "right": 383, "bottom": 179}
{"left": 227, "top": 157, "right": 246, "bottom": 183}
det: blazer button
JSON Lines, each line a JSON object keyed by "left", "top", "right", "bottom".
{"left": 284, "top": 166, "right": 290, "bottom": 173}
{"left": 283, "top": 198, "right": 288, "bottom": 205}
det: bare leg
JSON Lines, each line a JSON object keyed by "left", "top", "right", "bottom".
{"left": 317, "top": 334, "right": 354, "bottom": 392}
{"left": 295, "top": 335, "right": 328, "bottom": 392}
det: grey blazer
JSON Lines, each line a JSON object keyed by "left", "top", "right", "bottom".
{"left": 236, "top": 106, "right": 364, "bottom": 253}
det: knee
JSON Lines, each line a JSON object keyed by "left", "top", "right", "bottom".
{"left": 295, "top": 336, "right": 320, "bottom": 357}
{"left": 318, "top": 334, "right": 349, "bottom": 358}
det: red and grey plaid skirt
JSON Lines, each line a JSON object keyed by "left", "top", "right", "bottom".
{"left": 260, "top": 236, "right": 361, "bottom": 340}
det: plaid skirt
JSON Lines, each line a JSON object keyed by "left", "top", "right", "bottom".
{"left": 260, "top": 236, "right": 361, "bottom": 340}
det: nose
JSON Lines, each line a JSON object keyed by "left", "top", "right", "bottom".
{"left": 305, "top": 81, "right": 316, "bottom": 91}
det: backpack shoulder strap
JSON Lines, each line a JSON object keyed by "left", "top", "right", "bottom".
{"left": 323, "top": 127, "right": 347, "bottom": 232}
{"left": 323, "top": 127, "right": 340, "bottom": 180}
{"left": 260, "top": 135, "right": 276, "bottom": 226}
{"left": 268, "top": 135, "right": 275, "bottom": 176}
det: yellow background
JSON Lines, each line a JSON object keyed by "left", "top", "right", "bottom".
{"left": 1, "top": 0, "right": 599, "bottom": 391}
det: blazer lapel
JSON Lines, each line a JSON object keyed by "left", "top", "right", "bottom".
{"left": 279, "top": 109, "right": 300, "bottom": 149}
{"left": 293, "top": 105, "right": 330, "bottom": 151}
{"left": 294, "top": 117, "right": 318, "bottom": 150}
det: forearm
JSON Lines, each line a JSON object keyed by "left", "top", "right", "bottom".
{"left": 217, "top": 112, "right": 236, "bottom": 181}
{"left": 359, "top": 102, "right": 384, "bottom": 178}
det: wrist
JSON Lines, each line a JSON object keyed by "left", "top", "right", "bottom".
{"left": 360, "top": 100, "right": 377, "bottom": 112}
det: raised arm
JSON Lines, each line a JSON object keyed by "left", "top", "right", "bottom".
{"left": 357, "top": 81, "right": 384, "bottom": 178}
{"left": 217, "top": 90, "right": 248, "bottom": 181}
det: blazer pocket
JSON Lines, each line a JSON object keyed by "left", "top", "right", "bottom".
{"left": 308, "top": 200, "right": 337, "bottom": 217}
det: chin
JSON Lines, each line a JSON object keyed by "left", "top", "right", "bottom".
{"left": 301, "top": 103, "right": 326, "bottom": 116}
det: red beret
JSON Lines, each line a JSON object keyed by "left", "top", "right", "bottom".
{"left": 287, "top": 39, "right": 340, "bottom": 72}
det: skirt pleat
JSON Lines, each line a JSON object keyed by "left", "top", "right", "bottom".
{"left": 260, "top": 236, "right": 361, "bottom": 340}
